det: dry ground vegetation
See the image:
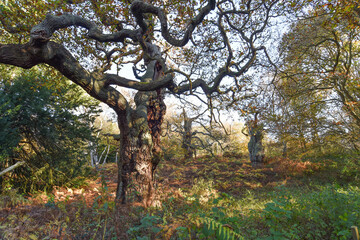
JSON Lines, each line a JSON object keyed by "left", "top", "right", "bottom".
{"left": 0, "top": 154, "right": 359, "bottom": 240}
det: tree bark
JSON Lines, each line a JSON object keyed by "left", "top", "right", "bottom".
{"left": 116, "top": 91, "right": 165, "bottom": 206}
{"left": 116, "top": 46, "right": 166, "bottom": 206}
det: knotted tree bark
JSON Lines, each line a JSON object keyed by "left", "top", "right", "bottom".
{"left": 116, "top": 44, "right": 167, "bottom": 206}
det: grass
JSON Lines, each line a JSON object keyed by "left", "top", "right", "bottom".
{"left": 0, "top": 153, "right": 359, "bottom": 239}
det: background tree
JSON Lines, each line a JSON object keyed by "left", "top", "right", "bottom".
{"left": 165, "top": 107, "right": 232, "bottom": 160}
{"left": 278, "top": 12, "right": 360, "bottom": 153}
{"left": 181, "top": 108, "right": 197, "bottom": 160}
{"left": 217, "top": 70, "right": 269, "bottom": 165}
{"left": 241, "top": 111, "right": 265, "bottom": 166}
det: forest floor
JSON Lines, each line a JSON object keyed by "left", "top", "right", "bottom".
{"left": 0, "top": 155, "right": 358, "bottom": 239}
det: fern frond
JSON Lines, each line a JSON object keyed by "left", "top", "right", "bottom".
{"left": 197, "top": 217, "right": 244, "bottom": 240}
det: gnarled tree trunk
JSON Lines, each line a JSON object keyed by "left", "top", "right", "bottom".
{"left": 116, "top": 46, "right": 166, "bottom": 206}
{"left": 116, "top": 94, "right": 166, "bottom": 206}
{"left": 182, "top": 109, "right": 194, "bottom": 160}
{"left": 247, "top": 113, "right": 265, "bottom": 167}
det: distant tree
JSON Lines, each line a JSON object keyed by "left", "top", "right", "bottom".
{"left": 166, "top": 107, "right": 230, "bottom": 160}
{"left": 242, "top": 112, "right": 265, "bottom": 166}
{"left": 181, "top": 109, "right": 197, "bottom": 159}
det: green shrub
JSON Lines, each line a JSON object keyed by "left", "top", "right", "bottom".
{"left": 127, "top": 214, "right": 162, "bottom": 239}
{"left": 0, "top": 71, "right": 100, "bottom": 193}
{"left": 262, "top": 186, "right": 360, "bottom": 239}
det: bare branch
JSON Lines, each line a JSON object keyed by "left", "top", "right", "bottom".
{"left": 0, "top": 161, "right": 25, "bottom": 177}
{"left": 0, "top": 41, "right": 128, "bottom": 113}
{"left": 30, "top": 14, "right": 140, "bottom": 43}
{"left": 130, "top": 0, "right": 216, "bottom": 46}
{"left": 104, "top": 73, "right": 173, "bottom": 91}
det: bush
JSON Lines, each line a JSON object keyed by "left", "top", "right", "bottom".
{"left": 262, "top": 185, "right": 360, "bottom": 239}
{"left": 0, "top": 70, "right": 100, "bottom": 193}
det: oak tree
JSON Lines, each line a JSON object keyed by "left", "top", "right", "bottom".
{"left": 0, "top": 0, "right": 278, "bottom": 205}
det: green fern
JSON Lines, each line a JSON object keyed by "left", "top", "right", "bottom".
{"left": 196, "top": 217, "right": 244, "bottom": 240}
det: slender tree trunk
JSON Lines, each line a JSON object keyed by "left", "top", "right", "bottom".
{"left": 0, "top": 161, "right": 25, "bottom": 177}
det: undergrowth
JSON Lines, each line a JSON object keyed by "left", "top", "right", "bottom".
{"left": 0, "top": 153, "right": 359, "bottom": 239}
{"left": 128, "top": 183, "right": 360, "bottom": 239}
